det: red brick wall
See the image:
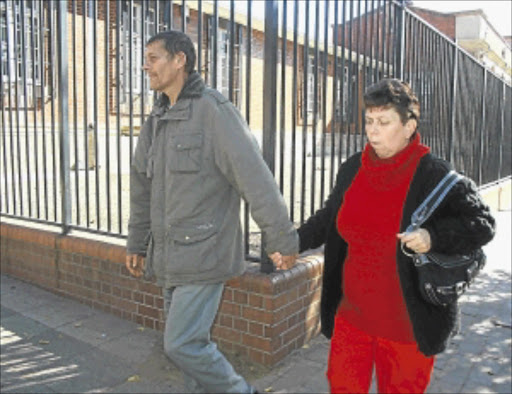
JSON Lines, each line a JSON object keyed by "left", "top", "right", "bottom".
{"left": 0, "top": 222, "right": 323, "bottom": 366}
{"left": 410, "top": 8, "right": 456, "bottom": 40}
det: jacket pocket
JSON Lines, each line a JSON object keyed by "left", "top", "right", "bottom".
{"left": 168, "top": 133, "right": 203, "bottom": 173}
{"left": 166, "top": 222, "right": 219, "bottom": 274}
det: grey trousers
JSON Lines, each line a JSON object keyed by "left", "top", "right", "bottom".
{"left": 163, "top": 283, "right": 253, "bottom": 394}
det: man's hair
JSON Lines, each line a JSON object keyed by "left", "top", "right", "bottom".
{"left": 147, "top": 30, "right": 196, "bottom": 74}
{"left": 363, "top": 78, "right": 420, "bottom": 125}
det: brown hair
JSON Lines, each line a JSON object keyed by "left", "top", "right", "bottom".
{"left": 364, "top": 78, "right": 420, "bottom": 126}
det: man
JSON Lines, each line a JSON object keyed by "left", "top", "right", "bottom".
{"left": 126, "top": 30, "right": 298, "bottom": 394}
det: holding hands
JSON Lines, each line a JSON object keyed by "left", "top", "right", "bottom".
{"left": 269, "top": 252, "right": 298, "bottom": 270}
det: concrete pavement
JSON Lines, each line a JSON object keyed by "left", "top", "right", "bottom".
{"left": 1, "top": 210, "right": 510, "bottom": 393}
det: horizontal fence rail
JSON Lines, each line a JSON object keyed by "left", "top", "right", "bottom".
{"left": 1, "top": 0, "right": 511, "bottom": 268}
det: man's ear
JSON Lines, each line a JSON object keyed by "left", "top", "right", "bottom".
{"left": 175, "top": 51, "right": 187, "bottom": 70}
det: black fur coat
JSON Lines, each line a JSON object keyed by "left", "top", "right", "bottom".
{"left": 297, "top": 152, "right": 496, "bottom": 356}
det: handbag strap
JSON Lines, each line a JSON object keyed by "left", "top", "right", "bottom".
{"left": 406, "top": 170, "right": 464, "bottom": 233}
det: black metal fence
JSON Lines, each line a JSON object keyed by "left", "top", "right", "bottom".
{"left": 1, "top": 0, "right": 511, "bottom": 266}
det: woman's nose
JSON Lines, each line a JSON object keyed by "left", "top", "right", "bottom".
{"left": 366, "top": 124, "right": 378, "bottom": 135}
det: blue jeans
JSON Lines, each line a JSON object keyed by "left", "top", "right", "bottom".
{"left": 163, "top": 283, "right": 253, "bottom": 393}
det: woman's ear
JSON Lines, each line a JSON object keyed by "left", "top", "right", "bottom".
{"left": 406, "top": 118, "right": 417, "bottom": 138}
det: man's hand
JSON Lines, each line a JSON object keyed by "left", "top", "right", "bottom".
{"left": 125, "top": 254, "right": 145, "bottom": 277}
{"left": 269, "top": 252, "right": 298, "bottom": 270}
{"left": 397, "top": 228, "right": 431, "bottom": 254}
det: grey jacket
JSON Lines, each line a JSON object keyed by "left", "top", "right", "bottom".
{"left": 127, "top": 72, "right": 299, "bottom": 287}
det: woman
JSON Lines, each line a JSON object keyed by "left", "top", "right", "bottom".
{"left": 282, "top": 79, "right": 495, "bottom": 393}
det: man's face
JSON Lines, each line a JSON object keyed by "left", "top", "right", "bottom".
{"left": 142, "top": 40, "right": 184, "bottom": 93}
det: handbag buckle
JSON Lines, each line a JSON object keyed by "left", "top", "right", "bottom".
{"left": 411, "top": 252, "right": 430, "bottom": 267}
{"left": 454, "top": 281, "right": 467, "bottom": 295}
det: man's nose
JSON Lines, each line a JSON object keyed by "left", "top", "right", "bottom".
{"left": 142, "top": 63, "right": 149, "bottom": 71}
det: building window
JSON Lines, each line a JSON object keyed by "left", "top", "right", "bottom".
{"left": 1, "top": 0, "right": 46, "bottom": 108}
{"left": 299, "top": 51, "right": 325, "bottom": 122}
{"left": 205, "top": 17, "right": 243, "bottom": 108}
{"left": 335, "top": 65, "right": 350, "bottom": 122}
{"left": 119, "top": 1, "right": 155, "bottom": 104}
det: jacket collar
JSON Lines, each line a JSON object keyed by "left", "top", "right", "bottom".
{"left": 151, "top": 72, "right": 205, "bottom": 121}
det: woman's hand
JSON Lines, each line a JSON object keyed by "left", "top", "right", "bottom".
{"left": 397, "top": 228, "right": 431, "bottom": 254}
{"left": 269, "top": 252, "right": 298, "bottom": 270}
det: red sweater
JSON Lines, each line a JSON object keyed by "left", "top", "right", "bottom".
{"left": 337, "top": 134, "right": 430, "bottom": 342}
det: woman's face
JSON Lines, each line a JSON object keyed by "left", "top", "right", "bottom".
{"left": 364, "top": 106, "right": 416, "bottom": 159}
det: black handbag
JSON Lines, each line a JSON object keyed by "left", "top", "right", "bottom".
{"left": 402, "top": 171, "right": 486, "bottom": 306}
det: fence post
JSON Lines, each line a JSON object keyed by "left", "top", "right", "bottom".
{"left": 260, "top": 0, "right": 279, "bottom": 273}
{"left": 449, "top": 46, "right": 458, "bottom": 163}
{"left": 57, "top": 0, "right": 71, "bottom": 234}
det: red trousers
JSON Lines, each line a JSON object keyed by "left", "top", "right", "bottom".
{"left": 327, "top": 317, "right": 435, "bottom": 394}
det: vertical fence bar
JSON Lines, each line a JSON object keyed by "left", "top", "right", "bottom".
{"left": 449, "top": 46, "right": 458, "bottom": 163}
{"left": 380, "top": 0, "right": 386, "bottom": 77}
{"left": 12, "top": 1, "right": 22, "bottom": 215}
{"left": 83, "top": 0, "right": 90, "bottom": 225}
{"left": 105, "top": 0, "right": 111, "bottom": 232}
{"left": 116, "top": 0, "right": 122, "bottom": 233}
{"left": 39, "top": 0, "right": 48, "bottom": 219}
{"left": 279, "top": 0, "right": 287, "bottom": 194}
{"left": 32, "top": 3, "right": 40, "bottom": 214}
{"left": 345, "top": 0, "right": 353, "bottom": 159}
{"left": 374, "top": 0, "right": 381, "bottom": 82}
{"left": 310, "top": 0, "right": 319, "bottom": 216}
{"left": 369, "top": 0, "right": 375, "bottom": 84}
{"left": 244, "top": 0, "right": 252, "bottom": 258}
{"left": 261, "top": 0, "right": 278, "bottom": 273}
{"left": 93, "top": 0, "right": 100, "bottom": 229}
{"left": 361, "top": 0, "right": 368, "bottom": 148}
{"left": 320, "top": 0, "right": 328, "bottom": 204}
{"left": 338, "top": 0, "right": 346, "bottom": 169}
{"left": 498, "top": 82, "right": 505, "bottom": 179}
{"left": 396, "top": 0, "right": 405, "bottom": 79}
{"left": 129, "top": 0, "right": 134, "bottom": 164}
{"left": 478, "top": 69, "right": 487, "bottom": 185}
{"left": 155, "top": 0, "right": 160, "bottom": 32}
{"left": 72, "top": 0, "right": 79, "bottom": 225}
{"left": 168, "top": 0, "right": 173, "bottom": 29}
{"left": 290, "top": 0, "right": 298, "bottom": 222}
{"left": 228, "top": 0, "right": 234, "bottom": 102}
{"left": 141, "top": 0, "right": 146, "bottom": 123}
{"left": 212, "top": 0, "right": 218, "bottom": 89}
{"left": 330, "top": 0, "right": 339, "bottom": 189}
{"left": 198, "top": 0, "right": 202, "bottom": 74}
{"left": 354, "top": 0, "right": 361, "bottom": 151}
{"left": 20, "top": 1, "right": 32, "bottom": 217}
{"left": 50, "top": 0, "right": 58, "bottom": 221}
{"left": 0, "top": 1, "right": 8, "bottom": 213}
{"left": 301, "top": 0, "right": 310, "bottom": 224}
{"left": 181, "top": 0, "right": 186, "bottom": 32}
{"left": 57, "top": 0, "right": 70, "bottom": 233}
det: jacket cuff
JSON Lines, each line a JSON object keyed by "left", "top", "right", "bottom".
{"left": 423, "top": 223, "right": 438, "bottom": 253}
{"left": 265, "top": 227, "right": 299, "bottom": 256}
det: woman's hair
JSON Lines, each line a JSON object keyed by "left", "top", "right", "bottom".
{"left": 147, "top": 30, "right": 196, "bottom": 74}
{"left": 363, "top": 79, "right": 420, "bottom": 125}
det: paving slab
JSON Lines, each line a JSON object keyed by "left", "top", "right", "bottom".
{"left": 1, "top": 210, "right": 510, "bottom": 393}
